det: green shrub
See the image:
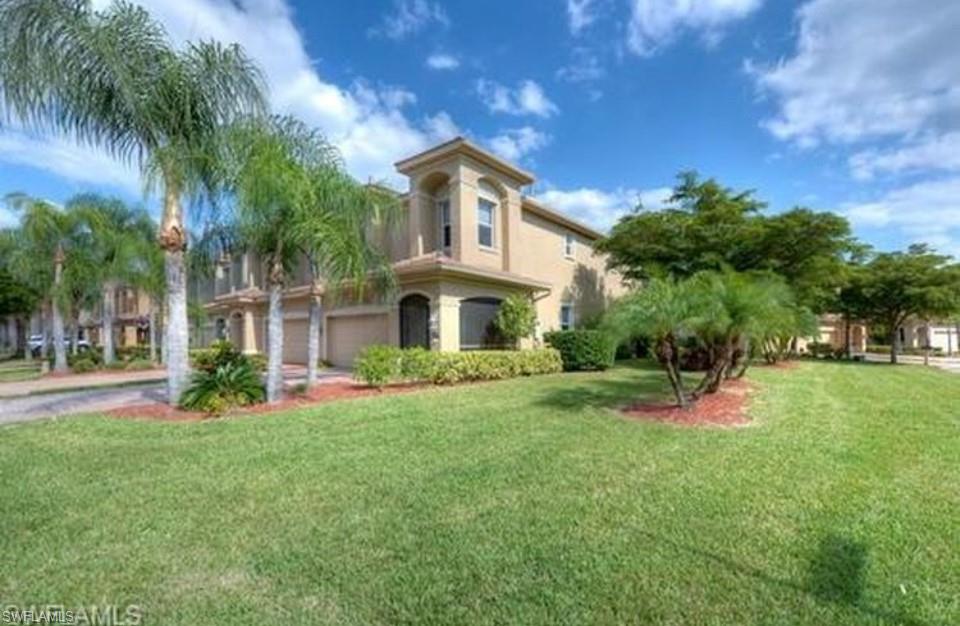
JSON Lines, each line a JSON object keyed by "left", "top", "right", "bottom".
{"left": 180, "top": 360, "right": 265, "bottom": 415}
{"left": 866, "top": 344, "right": 944, "bottom": 357}
{"left": 354, "top": 345, "right": 403, "bottom": 388}
{"left": 355, "top": 346, "right": 562, "bottom": 386}
{"left": 69, "top": 349, "right": 102, "bottom": 368}
{"left": 125, "top": 358, "right": 155, "bottom": 371}
{"left": 116, "top": 345, "right": 149, "bottom": 362}
{"left": 399, "top": 347, "right": 436, "bottom": 381}
{"left": 104, "top": 360, "right": 128, "bottom": 370}
{"left": 70, "top": 357, "right": 98, "bottom": 374}
{"left": 428, "top": 349, "right": 562, "bottom": 384}
{"left": 247, "top": 353, "right": 268, "bottom": 372}
{"left": 543, "top": 330, "right": 615, "bottom": 371}
{"left": 191, "top": 340, "right": 246, "bottom": 373}
{"left": 493, "top": 294, "right": 537, "bottom": 346}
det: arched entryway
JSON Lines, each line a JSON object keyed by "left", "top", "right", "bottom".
{"left": 400, "top": 294, "right": 431, "bottom": 349}
{"left": 459, "top": 297, "right": 505, "bottom": 350}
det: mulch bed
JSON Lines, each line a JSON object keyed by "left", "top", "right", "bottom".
{"left": 621, "top": 379, "right": 754, "bottom": 427}
{"left": 107, "top": 381, "right": 426, "bottom": 422}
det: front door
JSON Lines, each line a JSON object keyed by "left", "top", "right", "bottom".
{"left": 400, "top": 295, "right": 430, "bottom": 349}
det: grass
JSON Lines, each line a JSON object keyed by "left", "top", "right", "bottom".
{"left": 0, "top": 359, "right": 40, "bottom": 382}
{"left": 1, "top": 361, "right": 958, "bottom": 625}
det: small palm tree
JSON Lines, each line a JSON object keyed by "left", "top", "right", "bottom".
{"left": 605, "top": 278, "right": 698, "bottom": 407}
{"left": 70, "top": 195, "right": 158, "bottom": 365}
{"left": 0, "top": 0, "right": 266, "bottom": 401}
{"left": 224, "top": 116, "right": 397, "bottom": 401}
{"left": 3, "top": 193, "right": 83, "bottom": 373}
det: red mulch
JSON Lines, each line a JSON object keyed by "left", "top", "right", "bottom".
{"left": 107, "top": 381, "right": 426, "bottom": 422}
{"left": 621, "top": 379, "right": 754, "bottom": 427}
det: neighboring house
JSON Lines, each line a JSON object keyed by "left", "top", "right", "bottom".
{"left": 897, "top": 319, "right": 960, "bottom": 355}
{"left": 202, "top": 137, "right": 627, "bottom": 367}
{"left": 798, "top": 314, "right": 868, "bottom": 354}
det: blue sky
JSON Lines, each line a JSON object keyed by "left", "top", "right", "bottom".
{"left": 1, "top": 0, "right": 958, "bottom": 258}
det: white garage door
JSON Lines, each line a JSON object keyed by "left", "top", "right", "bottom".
{"left": 283, "top": 319, "right": 310, "bottom": 365}
{"left": 327, "top": 314, "right": 389, "bottom": 368}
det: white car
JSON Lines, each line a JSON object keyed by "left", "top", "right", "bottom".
{"left": 27, "top": 334, "right": 91, "bottom": 356}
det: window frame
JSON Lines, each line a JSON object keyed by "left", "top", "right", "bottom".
{"left": 436, "top": 196, "right": 452, "bottom": 252}
{"left": 477, "top": 184, "right": 498, "bottom": 249}
{"left": 560, "top": 303, "right": 574, "bottom": 331}
{"left": 564, "top": 232, "right": 575, "bottom": 259}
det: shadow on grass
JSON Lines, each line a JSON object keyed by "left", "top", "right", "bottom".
{"left": 534, "top": 361, "right": 670, "bottom": 412}
{"left": 635, "top": 530, "right": 931, "bottom": 626}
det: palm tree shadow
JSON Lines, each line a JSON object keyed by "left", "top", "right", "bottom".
{"left": 535, "top": 361, "right": 670, "bottom": 412}
{"left": 634, "top": 530, "right": 931, "bottom": 626}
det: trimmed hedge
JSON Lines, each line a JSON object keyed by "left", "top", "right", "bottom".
{"left": 866, "top": 344, "right": 944, "bottom": 356}
{"left": 543, "top": 330, "right": 615, "bottom": 371}
{"left": 353, "top": 345, "right": 563, "bottom": 388}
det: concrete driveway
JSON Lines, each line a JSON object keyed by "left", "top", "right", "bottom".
{"left": 0, "top": 365, "right": 352, "bottom": 426}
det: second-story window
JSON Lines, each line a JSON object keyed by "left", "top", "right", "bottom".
{"left": 477, "top": 199, "right": 494, "bottom": 247}
{"left": 564, "top": 233, "right": 575, "bottom": 258}
{"left": 437, "top": 198, "right": 451, "bottom": 251}
{"left": 477, "top": 181, "right": 499, "bottom": 248}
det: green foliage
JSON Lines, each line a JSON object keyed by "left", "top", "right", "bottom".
{"left": 493, "top": 294, "right": 537, "bottom": 346}
{"left": 597, "top": 172, "right": 858, "bottom": 309}
{"left": 354, "top": 345, "right": 563, "bottom": 387}
{"left": 543, "top": 330, "right": 616, "bottom": 371}
{"left": 180, "top": 359, "right": 265, "bottom": 415}
{"left": 354, "top": 345, "right": 404, "bottom": 388}
{"left": 190, "top": 340, "right": 246, "bottom": 373}
{"left": 124, "top": 358, "right": 155, "bottom": 371}
{"left": 69, "top": 356, "right": 98, "bottom": 374}
{"left": 427, "top": 350, "right": 563, "bottom": 385}
{"left": 840, "top": 245, "right": 960, "bottom": 362}
{"left": 116, "top": 346, "right": 150, "bottom": 362}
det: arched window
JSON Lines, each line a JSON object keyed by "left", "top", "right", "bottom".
{"left": 460, "top": 297, "right": 505, "bottom": 350}
{"left": 477, "top": 181, "right": 499, "bottom": 248}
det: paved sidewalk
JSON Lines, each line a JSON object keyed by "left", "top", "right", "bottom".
{"left": 0, "top": 365, "right": 354, "bottom": 426}
{"left": 863, "top": 352, "right": 960, "bottom": 374}
{"left": 0, "top": 368, "right": 168, "bottom": 398}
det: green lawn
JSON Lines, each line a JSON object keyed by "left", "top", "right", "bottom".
{"left": 0, "top": 359, "right": 40, "bottom": 382}
{"left": 1, "top": 361, "right": 958, "bottom": 625}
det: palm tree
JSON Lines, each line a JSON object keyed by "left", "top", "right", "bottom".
{"left": 301, "top": 168, "right": 398, "bottom": 387}
{"left": 225, "top": 116, "right": 396, "bottom": 401}
{"left": 605, "top": 278, "right": 698, "bottom": 407}
{"left": 70, "top": 194, "right": 158, "bottom": 365}
{"left": 0, "top": 0, "right": 266, "bottom": 401}
{"left": 3, "top": 193, "right": 83, "bottom": 373}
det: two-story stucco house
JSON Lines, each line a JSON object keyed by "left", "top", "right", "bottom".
{"left": 202, "top": 137, "right": 627, "bottom": 367}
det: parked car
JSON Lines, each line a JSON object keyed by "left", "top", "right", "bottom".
{"left": 27, "top": 334, "right": 91, "bottom": 357}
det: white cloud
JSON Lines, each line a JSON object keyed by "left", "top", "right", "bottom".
{"left": 485, "top": 127, "right": 551, "bottom": 162}
{"left": 850, "top": 132, "right": 960, "bottom": 181}
{"left": 369, "top": 0, "right": 449, "bottom": 40}
{"left": 841, "top": 177, "right": 960, "bottom": 258}
{"left": 567, "top": 0, "right": 597, "bottom": 35}
{"left": 0, "top": 0, "right": 461, "bottom": 190}
{"left": 534, "top": 185, "right": 672, "bottom": 231}
{"left": 425, "top": 53, "right": 460, "bottom": 70}
{"left": 476, "top": 80, "right": 560, "bottom": 118}
{"left": 557, "top": 47, "right": 605, "bottom": 83}
{"left": 627, "top": 0, "right": 762, "bottom": 56}
{"left": 749, "top": 0, "right": 960, "bottom": 148}
{"left": 0, "top": 130, "right": 140, "bottom": 195}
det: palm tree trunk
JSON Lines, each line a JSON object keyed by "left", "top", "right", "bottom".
{"left": 159, "top": 183, "right": 190, "bottom": 404}
{"left": 306, "top": 294, "right": 321, "bottom": 387}
{"left": 164, "top": 248, "right": 189, "bottom": 402}
{"left": 71, "top": 315, "right": 80, "bottom": 356}
{"left": 51, "top": 253, "right": 67, "bottom": 373}
{"left": 40, "top": 301, "right": 49, "bottom": 360}
{"left": 102, "top": 282, "right": 116, "bottom": 365}
{"left": 148, "top": 299, "right": 157, "bottom": 364}
{"left": 266, "top": 278, "right": 284, "bottom": 403}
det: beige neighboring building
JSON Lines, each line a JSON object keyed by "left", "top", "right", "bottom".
{"left": 798, "top": 314, "right": 868, "bottom": 354}
{"left": 203, "top": 137, "right": 627, "bottom": 367}
{"left": 897, "top": 319, "right": 960, "bottom": 355}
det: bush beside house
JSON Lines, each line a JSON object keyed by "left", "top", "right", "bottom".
{"left": 544, "top": 330, "right": 615, "bottom": 371}
{"left": 354, "top": 345, "right": 563, "bottom": 388}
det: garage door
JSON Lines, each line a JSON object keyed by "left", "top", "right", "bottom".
{"left": 282, "top": 319, "right": 310, "bottom": 365}
{"left": 327, "top": 314, "right": 389, "bottom": 367}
